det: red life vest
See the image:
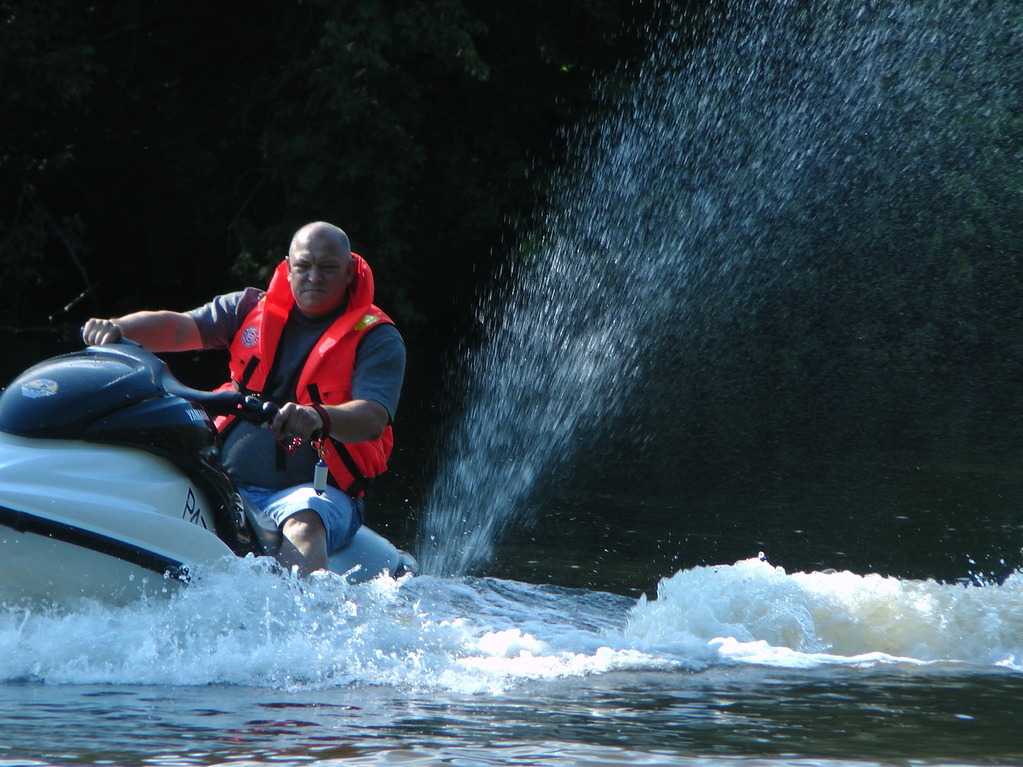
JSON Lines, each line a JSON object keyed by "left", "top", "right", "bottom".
{"left": 214, "top": 253, "right": 395, "bottom": 497}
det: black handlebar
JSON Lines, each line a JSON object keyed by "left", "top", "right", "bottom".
{"left": 173, "top": 388, "right": 279, "bottom": 425}
{"left": 241, "top": 395, "right": 279, "bottom": 424}
{"left": 81, "top": 341, "right": 283, "bottom": 426}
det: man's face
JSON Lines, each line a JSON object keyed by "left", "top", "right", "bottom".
{"left": 287, "top": 240, "right": 353, "bottom": 317}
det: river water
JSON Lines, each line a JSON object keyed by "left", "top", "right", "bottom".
{"left": 1, "top": 555, "right": 1021, "bottom": 765}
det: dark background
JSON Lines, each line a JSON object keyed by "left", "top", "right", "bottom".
{"left": 2, "top": 0, "right": 1021, "bottom": 594}
{"left": 1, "top": 0, "right": 670, "bottom": 355}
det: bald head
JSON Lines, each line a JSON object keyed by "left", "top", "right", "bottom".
{"left": 287, "top": 221, "right": 355, "bottom": 317}
{"left": 289, "top": 221, "right": 351, "bottom": 263}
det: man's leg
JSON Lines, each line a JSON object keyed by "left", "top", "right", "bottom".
{"left": 241, "top": 484, "right": 362, "bottom": 577}
{"left": 278, "top": 510, "right": 328, "bottom": 575}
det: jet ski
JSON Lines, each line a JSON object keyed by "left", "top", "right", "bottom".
{"left": 0, "top": 341, "right": 417, "bottom": 605}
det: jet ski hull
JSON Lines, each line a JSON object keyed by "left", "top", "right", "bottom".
{"left": 0, "top": 431, "right": 415, "bottom": 605}
{"left": 0, "top": 432, "right": 232, "bottom": 604}
{"left": 0, "top": 514, "right": 188, "bottom": 605}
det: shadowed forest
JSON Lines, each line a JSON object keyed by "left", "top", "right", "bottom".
{"left": 2, "top": 1, "right": 668, "bottom": 354}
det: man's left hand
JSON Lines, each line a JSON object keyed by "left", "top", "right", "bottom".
{"left": 270, "top": 402, "right": 323, "bottom": 441}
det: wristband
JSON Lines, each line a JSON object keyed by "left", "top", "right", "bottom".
{"left": 311, "top": 403, "right": 331, "bottom": 439}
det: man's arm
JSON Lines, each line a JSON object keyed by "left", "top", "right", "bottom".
{"left": 270, "top": 324, "right": 405, "bottom": 444}
{"left": 270, "top": 400, "right": 390, "bottom": 444}
{"left": 82, "top": 311, "right": 203, "bottom": 352}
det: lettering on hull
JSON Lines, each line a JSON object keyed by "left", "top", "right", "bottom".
{"left": 182, "top": 488, "right": 208, "bottom": 530}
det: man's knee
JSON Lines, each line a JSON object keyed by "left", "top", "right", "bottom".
{"left": 282, "top": 510, "right": 325, "bottom": 542}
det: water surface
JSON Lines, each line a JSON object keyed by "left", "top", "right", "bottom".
{"left": 2, "top": 557, "right": 1021, "bottom": 764}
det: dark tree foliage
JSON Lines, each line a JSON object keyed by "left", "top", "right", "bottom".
{"left": 0, "top": 1, "right": 101, "bottom": 330}
{"left": 0, "top": 0, "right": 655, "bottom": 356}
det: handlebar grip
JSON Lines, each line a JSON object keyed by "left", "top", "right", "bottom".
{"left": 259, "top": 400, "right": 279, "bottom": 423}
{"left": 240, "top": 395, "right": 279, "bottom": 424}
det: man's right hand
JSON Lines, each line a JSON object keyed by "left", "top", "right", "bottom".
{"left": 82, "top": 318, "right": 124, "bottom": 345}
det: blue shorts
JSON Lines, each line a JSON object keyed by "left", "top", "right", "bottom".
{"left": 237, "top": 483, "right": 363, "bottom": 554}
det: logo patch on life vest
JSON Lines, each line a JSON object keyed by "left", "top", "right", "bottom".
{"left": 21, "top": 378, "right": 59, "bottom": 399}
{"left": 353, "top": 314, "right": 380, "bottom": 332}
{"left": 241, "top": 326, "right": 259, "bottom": 348}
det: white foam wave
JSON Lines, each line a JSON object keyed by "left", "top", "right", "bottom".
{"left": 624, "top": 556, "right": 1023, "bottom": 670}
{"left": 0, "top": 559, "right": 676, "bottom": 693}
{"left": 2, "top": 556, "right": 1019, "bottom": 692}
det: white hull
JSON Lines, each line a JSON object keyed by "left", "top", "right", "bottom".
{"left": 0, "top": 432, "right": 232, "bottom": 604}
{"left": 0, "top": 432, "right": 414, "bottom": 605}
{"left": 328, "top": 525, "right": 412, "bottom": 582}
{"left": 0, "top": 525, "right": 186, "bottom": 605}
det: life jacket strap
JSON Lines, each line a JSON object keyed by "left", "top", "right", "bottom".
{"left": 330, "top": 437, "right": 369, "bottom": 497}
{"left": 239, "top": 355, "right": 260, "bottom": 393}
{"left": 307, "top": 383, "right": 370, "bottom": 497}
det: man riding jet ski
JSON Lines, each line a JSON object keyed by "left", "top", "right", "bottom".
{"left": 0, "top": 221, "right": 415, "bottom": 603}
